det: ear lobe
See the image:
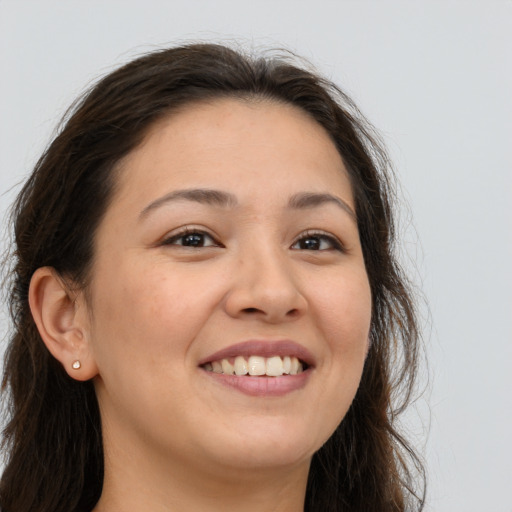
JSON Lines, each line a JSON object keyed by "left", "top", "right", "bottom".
{"left": 29, "top": 267, "right": 98, "bottom": 381}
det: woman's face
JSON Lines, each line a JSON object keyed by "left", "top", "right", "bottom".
{"left": 82, "top": 99, "right": 372, "bottom": 478}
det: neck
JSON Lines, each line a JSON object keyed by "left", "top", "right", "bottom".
{"left": 93, "top": 434, "right": 310, "bottom": 512}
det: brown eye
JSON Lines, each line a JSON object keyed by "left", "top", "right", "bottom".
{"left": 291, "top": 232, "right": 343, "bottom": 251}
{"left": 164, "top": 230, "right": 218, "bottom": 248}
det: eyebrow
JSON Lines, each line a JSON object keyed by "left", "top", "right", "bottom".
{"left": 139, "top": 188, "right": 238, "bottom": 219}
{"left": 288, "top": 192, "right": 356, "bottom": 220}
{"left": 139, "top": 188, "right": 356, "bottom": 221}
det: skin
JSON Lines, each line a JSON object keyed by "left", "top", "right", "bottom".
{"left": 31, "top": 99, "right": 372, "bottom": 511}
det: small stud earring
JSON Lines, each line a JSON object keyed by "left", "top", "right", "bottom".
{"left": 72, "top": 360, "right": 81, "bottom": 370}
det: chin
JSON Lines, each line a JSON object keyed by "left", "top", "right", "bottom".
{"left": 200, "top": 416, "right": 329, "bottom": 472}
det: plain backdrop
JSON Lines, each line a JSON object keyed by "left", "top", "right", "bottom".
{"left": 0, "top": 1, "right": 510, "bottom": 510}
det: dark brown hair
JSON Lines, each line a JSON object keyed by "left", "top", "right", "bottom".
{"left": 1, "top": 43, "right": 425, "bottom": 511}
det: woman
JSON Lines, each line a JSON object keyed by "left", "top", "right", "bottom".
{"left": 1, "top": 43, "right": 425, "bottom": 511}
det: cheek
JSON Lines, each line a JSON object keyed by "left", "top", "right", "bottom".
{"left": 88, "top": 261, "right": 223, "bottom": 364}
{"left": 313, "top": 271, "right": 372, "bottom": 354}
{"left": 303, "top": 271, "right": 371, "bottom": 445}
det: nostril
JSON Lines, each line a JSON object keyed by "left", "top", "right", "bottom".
{"left": 239, "top": 307, "right": 301, "bottom": 319}
{"left": 242, "top": 307, "right": 260, "bottom": 314}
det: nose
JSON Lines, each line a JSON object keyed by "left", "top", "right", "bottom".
{"left": 223, "top": 244, "right": 308, "bottom": 324}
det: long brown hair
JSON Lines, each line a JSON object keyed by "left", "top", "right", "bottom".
{"left": 1, "top": 43, "right": 425, "bottom": 511}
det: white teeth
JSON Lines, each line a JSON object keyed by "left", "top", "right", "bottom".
{"left": 212, "top": 360, "right": 223, "bottom": 374}
{"left": 204, "top": 355, "right": 306, "bottom": 376}
{"left": 283, "top": 356, "right": 291, "bottom": 374}
{"left": 221, "top": 359, "right": 235, "bottom": 375}
{"left": 290, "top": 356, "right": 300, "bottom": 375}
{"left": 266, "top": 356, "right": 284, "bottom": 377}
{"left": 234, "top": 356, "right": 248, "bottom": 375}
{"left": 248, "top": 356, "right": 266, "bottom": 376}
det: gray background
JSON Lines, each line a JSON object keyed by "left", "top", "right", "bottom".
{"left": 1, "top": 1, "right": 511, "bottom": 510}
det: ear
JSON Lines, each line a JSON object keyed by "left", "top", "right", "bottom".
{"left": 29, "top": 267, "right": 98, "bottom": 381}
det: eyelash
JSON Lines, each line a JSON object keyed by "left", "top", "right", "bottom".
{"left": 161, "top": 227, "right": 344, "bottom": 252}
{"left": 291, "top": 230, "right": 345, "bottom": 252}
{"left": 162, "top": 227, "right": 221, "bottom": 248}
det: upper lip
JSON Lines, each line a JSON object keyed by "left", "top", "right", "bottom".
{"left": 198, "top": 339, "right": 316, "bottom": 368}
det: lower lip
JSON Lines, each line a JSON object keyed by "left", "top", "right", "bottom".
{"left": 202, "top": 370, "right": 311, "bottom": 397}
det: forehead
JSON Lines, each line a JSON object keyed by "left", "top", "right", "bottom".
{"left": 113, "top": 98, "right": 353, "bottom": 208}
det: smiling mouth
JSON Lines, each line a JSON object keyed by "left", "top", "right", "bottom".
{"left": 202, "top": 355, "right": 307, "bottom": 377}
